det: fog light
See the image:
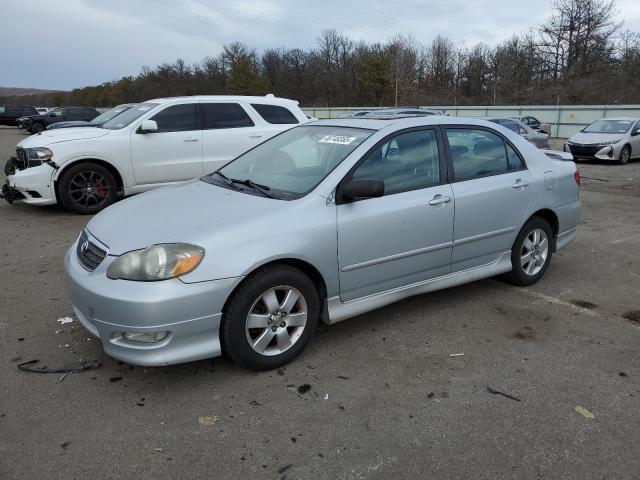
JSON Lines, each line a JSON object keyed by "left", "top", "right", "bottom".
{"left": 123, "top": 331, "right": 168, "bottom": 343}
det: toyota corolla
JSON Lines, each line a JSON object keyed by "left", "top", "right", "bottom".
{"left": 65, "top": 116, "right": 581, "bottom": 370}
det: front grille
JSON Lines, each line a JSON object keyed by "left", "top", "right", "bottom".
{"left": 568, "top": 144, "right": 601, "bottom": 158}
{"left": 15, "top": 147, "right": 27, "bottom": 169}
{"left": 76, "top": 230, "right": 107, "bottom": 271}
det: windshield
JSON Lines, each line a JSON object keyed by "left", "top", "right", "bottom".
{"left": 583, "top": 119, "right": 634, "bottom": 134}
{"left": 101, "top": 103, "right": 158, "bottom": 130}
{"left": 90, "top": 105, "right": 132, "bottom": 124}
{"left": 203, "top": 125, "right": 374, "bottom": 199}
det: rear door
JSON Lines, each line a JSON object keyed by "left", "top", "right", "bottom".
{"left": 337, "top": 128, "right": 454, "bottom": 301}
{"left": 130, "top": 102, "right": 203, "bottom": 184}
{"left": 445, "top": 127, "right": 533, "bottom": 272}
{"left": 200, "top": 102, "right": 266, "bottom": 174}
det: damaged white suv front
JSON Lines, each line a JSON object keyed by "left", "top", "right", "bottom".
{"left": 2, "top": 127, "right": 111, "bottom": 206}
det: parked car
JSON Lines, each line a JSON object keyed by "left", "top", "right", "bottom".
{"left": 2, "top": 95, "right": 309, "bottom": 213}
{"left": 564, "top": 118, "right": 640, "bottom": 164}
{"left": 25, "top": 106, "right": 100, "bottom": 133}
{"left": 0, "top": 105, "right": 39, "bottom": 126}
{"left": 64, "top": 116, "right": 581, "bottom": 369}
{"left": 364, "top": 108, "right": 441, "bottom": 117}
{"left": 513, "top": 115, "right": 551, "bottom": 135}
{"left": 36, "top": 107, "right": 50, "bottom": 115}
{"left": 340, "top": 110, "right": 377, "bottom": 118}
{"left": 46, "top": 104, "right": 135, "bottom": 130}
{"left": 485, "top": 117, "right": 549, "bottom": 149}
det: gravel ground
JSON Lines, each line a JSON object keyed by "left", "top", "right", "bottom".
{"left": 1, "top": 126, "right": 639, "bottom": 479}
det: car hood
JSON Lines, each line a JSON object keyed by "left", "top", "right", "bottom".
{"left": 86, "top": 180, "right": 282, "bottom": 255}
{"left": 569, "top": 132, "right": 624, "bottom": 144}
{"left": 18, "top": 127, "right": 110, "bottom": 147}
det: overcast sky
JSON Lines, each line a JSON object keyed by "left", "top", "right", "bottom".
{"left": 2, "top": 0, "right": 640, "bottom": 90}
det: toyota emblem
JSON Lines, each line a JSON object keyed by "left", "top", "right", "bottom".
{"left": 80, "top": 240, "right": 89, "bottom": 254}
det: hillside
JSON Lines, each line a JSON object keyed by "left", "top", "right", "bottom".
{"left": 0, "top": 86, "right": 62, "bottom": 97}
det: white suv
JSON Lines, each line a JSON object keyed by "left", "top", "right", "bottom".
{"left": 2, "top": 95, "right": 309, "bottom": 213}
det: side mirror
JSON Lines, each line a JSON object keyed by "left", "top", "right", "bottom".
{"left": 48, "top": 113, "right": 56, "bottom": 117}
{"left": 632, "top": 127, "right": 640, "bottom": 136}
{"left": 341, "top": 179, "right": 385, "bottom": 200}
{"left": 518, "top": 127, "right": 527, "bottom": 135}
{"left": 138, "top": 119, "right": 158, "bottom": 134}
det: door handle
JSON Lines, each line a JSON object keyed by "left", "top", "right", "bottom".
{"left": 512, "top": 179, "right": 530, "bottom": 188}
{"left": 183, "top": 137, "right": 199, "bottom": 142}
{"left": 249, "top": 134, "right": 263, "bottom": 139}
{"left": 428, "top": 194, "right": 452, "bottom": 206}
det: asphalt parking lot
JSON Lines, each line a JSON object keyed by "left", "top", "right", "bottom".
{"left": 0, "top": 125, "right": 639, "bottom": 480}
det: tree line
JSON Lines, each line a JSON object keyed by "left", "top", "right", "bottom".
{"left": 3, "top": 0, "right": 640, "bottom": 108}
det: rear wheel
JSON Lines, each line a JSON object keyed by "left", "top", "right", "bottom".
{"left": 504, "top": 217, "right": 553, "bottom": 286}
{"left": 618, "top": 145, "right": 631, "bottom": 165}
{"left": 58, "top": 163, "right": 118, "bottom": 214}
{"left": 221, "top": 265, "right": 320, "bottom": 371}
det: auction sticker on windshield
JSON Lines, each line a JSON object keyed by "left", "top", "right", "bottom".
{"left": 318, "top": 135, "right": 357, "bottom": 145}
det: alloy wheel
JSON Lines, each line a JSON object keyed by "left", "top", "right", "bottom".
{"left": 245, "top": 285, "right": 308, "bottom": 356}
{"left": 67, "top": 171, "right": 111, "bottom": 209}
{"left": 520, "top": 228, "right": 549, "bottom": 276}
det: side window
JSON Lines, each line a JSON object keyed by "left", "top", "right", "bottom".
{"left": 352, "top": 130, "right": 440, "bottom": 196}
{"left": 151, "top": 103, "right": 196, "bottom": 132}
{"left": 52, "top": 109, "right": 65, "bottom": 117}
{"left": 506, "top": 143, "right": 525, "bottom": 170}
{"left": 200, "top": 103, "right": 254, "bottom": 130}
{"left": 445, "top": 128, "right": 510, "bottom": 181}
{"left": 498, "top": 119, "right": 520, "bottom": 133}
{"left": 0, "top": 106, "right": 5, "bottom": 114}
{"left": 251, "top": 103, "right": 298, "bottom": 124}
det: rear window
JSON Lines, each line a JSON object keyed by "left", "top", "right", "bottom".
{"left": 251, "top": 103, "right": 299, "bottom": 124}
{"left": 200, "top": 103, "right": 254, "bottom": 129}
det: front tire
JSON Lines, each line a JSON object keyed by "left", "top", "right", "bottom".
{"left": 31, "top": 122, "right": 45, "bottom": 134}
{"left": 504, "top": 217, "right": 553, "bottom": 286}
{"left": 618, "top": 145, "right": 631, "bottom": 165}
{"left": 221, "top": 265, "right": 320, "bottom": 371}
{"left": 58, "top": 163, "right": 118, "bottom": 214}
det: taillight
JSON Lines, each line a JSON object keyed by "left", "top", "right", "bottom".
{"left": 574, "top": 169, "right": 581, "bottom": 186}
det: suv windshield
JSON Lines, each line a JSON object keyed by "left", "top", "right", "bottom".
{"left": 90, "top": 105, "right": 132, "bottom": 124}
{"left": 101, "top": 103, "right": 158, "bottom": 130}
{"left": 583, "top": 119, "right": 634, "bottom": 134}
{"left": 203, "top": 125, "right": 374, "bottom": 199}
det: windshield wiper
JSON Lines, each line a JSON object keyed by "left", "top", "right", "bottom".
{"left": 210, "top": 171, "right": 239, "bottom": 190}
{"left": 235, "top": 178, "right": 275, "bottom": 199}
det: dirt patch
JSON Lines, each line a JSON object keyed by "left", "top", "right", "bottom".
{"left": 570, "top": 299, "right": 598, "bottom": 309}
{"left": 511, "top": 326, "right": 536, "bottom": 340}
{"left": 622, "top": 311, "right": 640, "bottom": 325}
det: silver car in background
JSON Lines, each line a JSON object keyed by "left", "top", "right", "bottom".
{"left": 65, "top": 116, "right": 581, "bottom": 370}
{"left": 565, "top": 117, "right": 640, "bottom": 164}
{"left": 485, "top": 117, "right": 550, "bottom": 149}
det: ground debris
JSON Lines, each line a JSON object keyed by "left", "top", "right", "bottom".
{"left": 17, "top": 359, "right": 100, "bottom": 374}
{"left": 297, "top": 384, "right": 311, "bottom": 394}
{"left": 575, "top": 405, "right": 595, "bottom": 419}
{"left": 198, "top": 415, "right": 218, "bottom": 426}
{"left": 56, "top": 317, "right": 74, "bottom": 325}
{"left": 487, "top": 386, "right": 521, "bottom": 402}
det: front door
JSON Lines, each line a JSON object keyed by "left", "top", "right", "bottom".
{"left": 444, "top": 127, "right": 533, "bottom": 272}
{"left": 337, "top": 128, "right": 454, "bottom": 301}
{"left": 130, "top": 103, "right": 204, "bottom": 184}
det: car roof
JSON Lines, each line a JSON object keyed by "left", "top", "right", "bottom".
{"left": 309, "top": 115, "right": 504, "bottom": 131}
{"left": 592, "top": 117, "right": 639, "bottom": 121}
{"left": 144, "top": 95, "right": 300, "bottom": 106}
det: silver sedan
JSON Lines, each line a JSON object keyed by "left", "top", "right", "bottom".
{"left": 65, "top": 116, "right": 581, "bottom": 370}
{"left": 485, "top": 117, "right": 550, "bottom": 149}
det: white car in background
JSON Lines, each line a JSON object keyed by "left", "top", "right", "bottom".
{"left": 565, "top": 117, "right": 640, "bottom": 164}
{"left": 2, "top": 95, "right": 309, "bottom": 213}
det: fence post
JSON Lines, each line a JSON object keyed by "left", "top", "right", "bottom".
{"left": 555, "top": 107, "right": 562, "bottom": 138}
{"left": 603, "top": 105, "right": 608, "bottom": 118}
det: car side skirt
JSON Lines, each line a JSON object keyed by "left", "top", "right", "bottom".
{"left": 325, "top": 250, "right": 512, "bottom": 324}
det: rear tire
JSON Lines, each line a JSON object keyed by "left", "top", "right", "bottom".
{"left": 58, "top": 162, "right": 118, "bottom": 214}
{"left": 618, "top": 145, "right": 631, "bottom": 165}
{"left": 504, "top": 217, "right": 553, "bottom": 286}
{"left": 221, "top": 264, "right": 320, "bottom": 371}
{"left": 31, "top": 122, "right": 45, "bottom": 134}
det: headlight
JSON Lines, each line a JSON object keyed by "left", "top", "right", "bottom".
{"left": 107, "top": 243, "right": 204, "bottom": 281}
{"left": 25, "top": 147, "right": 54, "bottom": 166}
{"left": 597, "top": 140, "right": 619, "bottom": 146}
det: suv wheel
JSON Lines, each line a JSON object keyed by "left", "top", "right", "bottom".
{"left": 504, "top": 217, "right": 554, "bottom": 286}
{"left": 58, "top": 163, "right": 118, "bottom": 214}
{"left": 619, "top": 145, "right": 631, "bottom": 165}
{"left": 31, "top": 122, "right": 45, "bottom": 134}
{"left": 221, "top": 265, "right": 320, "bottom": 371}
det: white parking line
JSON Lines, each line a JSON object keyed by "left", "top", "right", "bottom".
{"left": 525, "top": 290, "right": 599, "bottom": 317}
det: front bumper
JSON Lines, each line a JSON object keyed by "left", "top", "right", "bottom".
{"left": 2, "top": 163, "right": 57, "bottom": 205}
{"left": 64, "top": 241, "right": 243, "bottom": 366}
{"left": 565, "top": 143, "right": 620, "bottom": 161}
